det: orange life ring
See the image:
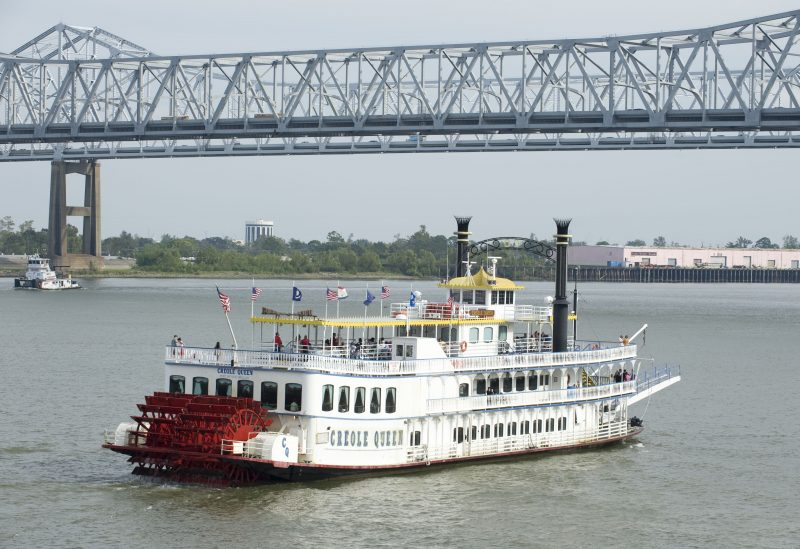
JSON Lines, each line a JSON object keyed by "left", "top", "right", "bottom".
{"left": 459, "top": 341, "right": 468, "bottom": 353}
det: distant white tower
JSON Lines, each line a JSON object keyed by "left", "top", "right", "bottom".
{"left": 245, "top": 220, "right": 274, "bottom": 244}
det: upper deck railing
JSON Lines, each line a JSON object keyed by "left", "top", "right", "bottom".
{"left": 166, "top": 342, "right": 637, "bottom": 376}
{"left": 426, "top": 380, "right": 637, "bottom": 414}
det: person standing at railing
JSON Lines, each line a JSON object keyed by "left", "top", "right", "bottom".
{"left": 274, "top": 332, "right": 283, "bottom": 352}
{"left": 623, "top": 369, "right": 631, "bottom": 382}
{"left": 300, "top": 334, "right": 310, "bottom": 354}
{"left": 177, "top": 337, "right": 185, "bottom": 358}
{"left": 170, "top": 335, "right": 178, "bottom": 358}
{"left": 214, "top": 341, "right": 221, "bottom": 363}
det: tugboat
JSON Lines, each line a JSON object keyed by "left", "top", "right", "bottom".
{"left": 14, "top": 255, "right": 81, "bottom": 290}
{"left": 103, "top": 218, "right": 680, "bottom": 485}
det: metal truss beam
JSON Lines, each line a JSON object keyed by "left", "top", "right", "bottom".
{"left": 3, "top": 11, "right": 800, "bottom": 161}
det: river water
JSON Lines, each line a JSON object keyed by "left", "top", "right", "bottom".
{"left": 1, "top": 279, "right": 798, "bottom": 548}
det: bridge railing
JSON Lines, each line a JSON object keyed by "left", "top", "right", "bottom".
{"left": 3, "top": 11, "right": 800, "bottom": 159}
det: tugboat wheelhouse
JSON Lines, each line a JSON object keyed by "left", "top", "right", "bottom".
{"left": 103, "top": 217, "right": 680, "bottom": 484}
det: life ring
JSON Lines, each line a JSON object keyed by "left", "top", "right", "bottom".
{"left": 459, "top": 341, "right": 468, "bottom": 353}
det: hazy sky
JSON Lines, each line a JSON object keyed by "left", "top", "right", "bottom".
{"left": 2, "top": 0, "right": 799, "bottom": 247}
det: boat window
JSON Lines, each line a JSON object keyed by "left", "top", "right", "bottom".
{"left": 370, "top": 388, "right": 381, "bottom": 414}
{"left": 459, "top": 383, "right": 469, "bottom": 397}
{"left": 385, "top": 387, "right": 397, "bottom": 413}
{"left": 528, "top": 372, "right": 538, "bottom": 390}
{"left": 169, "top": 375, "right": 185, "bottom": 394}
{"left": 558, "top": 417, "right": 567, "bottom": 430}
{"left": 483, "top": 327, "right": 493, "bottom": 342}
{"left": 507, "top": 292, "right": 514, "bottom": 304}
{"left": 534, "top": 419, "right": 543, "bottom": 433}
{"left": 395, "top": 345, "right": 404, "bottom": 357}
{"left": 475, "top": 290, "right": 486, "bottom": 305}
{"left": 471, "top": 426, "right": 477, "bottom": 440}
{"left": 481, "top": 425, "right": 491, "bottom": 439}
{"left": 410, "top": 431, "right": 421, "bottom": 446}
{"left": 261, "top": 381, "right": 278, "bottom": 409}
{"left": 338, "top": 386, "right": 350, "bottom": 413}
{"left": 322, "top": 384, "right": 334, "bottom": 412}
{"left": 509, "top": 422, "right": 517, "bottom": 436}
{"left": 540, "top": 373, "right": 550, "bottom": 387}
{"left": 216, "top": 378, "right": 232, "bottom": 397}
{"left": 462, "top": 290, "right": 474, "bottom": 304}
{"left": 237, "top": 380, "right": 254, "bottom": 398}
{"left": 488, "top": 376, "right": 500, "bottom": 394}
{"left": 499, "top": 325, "right": 508, "bottom": 341}
{"left": 192, "top": 377, "right": 208, "bottom": 395}
{"left": 354, "top": 387, "right": 366, "bottom": 414}
{"left": 469, "top": 327, "right": 479, "bottom": 343}
{"left": 474, "top": 376, "right": 486, "bottom": 395}
{"left": 285, "top": 383, "right": 302, "bottom": 412}
{"left": 453, "top": 427, "right": 464, "bottom": 443}
{"left": 494, "top": 423, "right": 504, "bottom": 437}
{"left": 500, "top": 373, "right": 511, "bottom": 393}
{"left": 546, "top": 418, "right": 555, "bottom": 432}
{"left": 515, "top": 374, "right": 525, "bottom": 391}
{"left": 521, "top": 420, "right": 530, "bottom": 434}
{"left": 405, "top": 345, "right": 414, "bottom": 358}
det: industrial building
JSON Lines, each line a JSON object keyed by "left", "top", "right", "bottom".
{"left": 569, "top": 245, "right": 800, "bottom": 269}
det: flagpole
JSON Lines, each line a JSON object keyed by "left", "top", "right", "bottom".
{"left": 290, "top": 281, "right": 296, "bottom": 348}
{"left": 251, "top": 277, "right": 255, "bottom": 349}
{"left": 336, "top": 279, "right": 340, "bottom": 318}
{"left": 225, "top": 311, "right": 238, "bottom": 350}
{"left": 363, "top": 284, "right": 368, "bottom": 342}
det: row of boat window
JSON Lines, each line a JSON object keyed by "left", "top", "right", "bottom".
{"left": 322, "top": 385, "right": 397, "bottom": 414}
{"left": 461, "top": 372, "right": 552, "bottom": 397}
{"left": 168, "top": 375, "right": 303, "bottom": 412}
{"left": 406, "top": 418, "right": 569, "bottom": 447}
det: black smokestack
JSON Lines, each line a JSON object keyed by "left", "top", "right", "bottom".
{"left": 454, "top": 216, "right": 472, "bottom": 277}
{"left": 553, "top": 218, "right": 572, "bottom": 353}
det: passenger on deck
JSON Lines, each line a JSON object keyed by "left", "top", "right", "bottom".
{"left": 623, "top": 369, "right": 631, "bottom": 382}
{"left": 622, "top": 335, "right": 630, "bottom": 346}
{"left": 614, "top": 369, "right": 622, "bottom": 383}
{"left": 300, "top": 335, "right": 311, "bottom": 353}
{"left": 274, "top": 332, "right": 283, "bottom": 352}
{"left": 333, "top": 333, "right": 340, "bottom": 347}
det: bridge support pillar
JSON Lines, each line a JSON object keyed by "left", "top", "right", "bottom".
{"left": 48, "top": 160, "right": 103, "bottom": 271}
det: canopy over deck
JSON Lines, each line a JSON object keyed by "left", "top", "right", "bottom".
{"left": 439, "top": 267, "right": 523, "bottom": 291}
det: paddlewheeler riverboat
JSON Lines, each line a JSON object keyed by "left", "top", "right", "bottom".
{"left": 14, "top": 255, "right": 80, "bottom": 290}
{"left": 103, "top": 218, "right": 680, "bottom": 485}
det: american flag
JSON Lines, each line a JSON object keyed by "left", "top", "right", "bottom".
{"left": 381, "top": 285, "right": 390, "bottom": 299}
{"left": 216, "top": 286, "right": 231, "bottom": 313}
{"left": 251, "top": 287, "right": 262, "bottom": 301}
{"left": 326, "top": 287, "right": 338, "bottom": 301}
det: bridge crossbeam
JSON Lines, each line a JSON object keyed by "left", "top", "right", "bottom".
{"left": 2, "top": 11, "right": 800, "bottom": 160}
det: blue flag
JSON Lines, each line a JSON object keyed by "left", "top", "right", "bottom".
{"left": 292, "top": 286, "right": 302, "bottom": 302}
{"left": 363, "top": 290, "right": 375, "bottom": 306}
{"left": 409, "top": 291, "right": 416, "bottom": 307}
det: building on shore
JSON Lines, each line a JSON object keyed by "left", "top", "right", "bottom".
{"left": 245, "top": 220, "right": 274, "bottom": 244}
{"left": 569, "top": 245, "right": 800, "bottom": 269}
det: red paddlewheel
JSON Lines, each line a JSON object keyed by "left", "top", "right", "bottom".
{"left": 224, "top": 408, "right": 271, "bottom": 441}
{"left": 118, "top": 393, "right": 272, "bottom": 485}
{"left": 221, "top": 461, "right": 260, "bottom": 485}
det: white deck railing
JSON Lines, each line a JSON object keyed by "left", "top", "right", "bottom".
{"left": 166, "top": 344, "right": 638, "bottom": 376}
{"left": 385, "top": 302, "right": 551, "bottom": 323}
{"left": 426, "top": 381, "right": 637, "bottom": 414}
{"left": 406, "top": 421, "right": 632, "bottom": 463}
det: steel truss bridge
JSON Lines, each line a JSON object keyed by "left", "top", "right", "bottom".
{"left": 3, "top": 11, "right": 800, "bottom": 161}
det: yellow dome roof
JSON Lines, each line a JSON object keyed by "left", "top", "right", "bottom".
{"left": 439, "top": 267, "right": 523, "bottom": 290}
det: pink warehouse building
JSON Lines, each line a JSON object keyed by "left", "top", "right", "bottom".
{"left": 569, "top": 246, "right": 800, "bottom": 269}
